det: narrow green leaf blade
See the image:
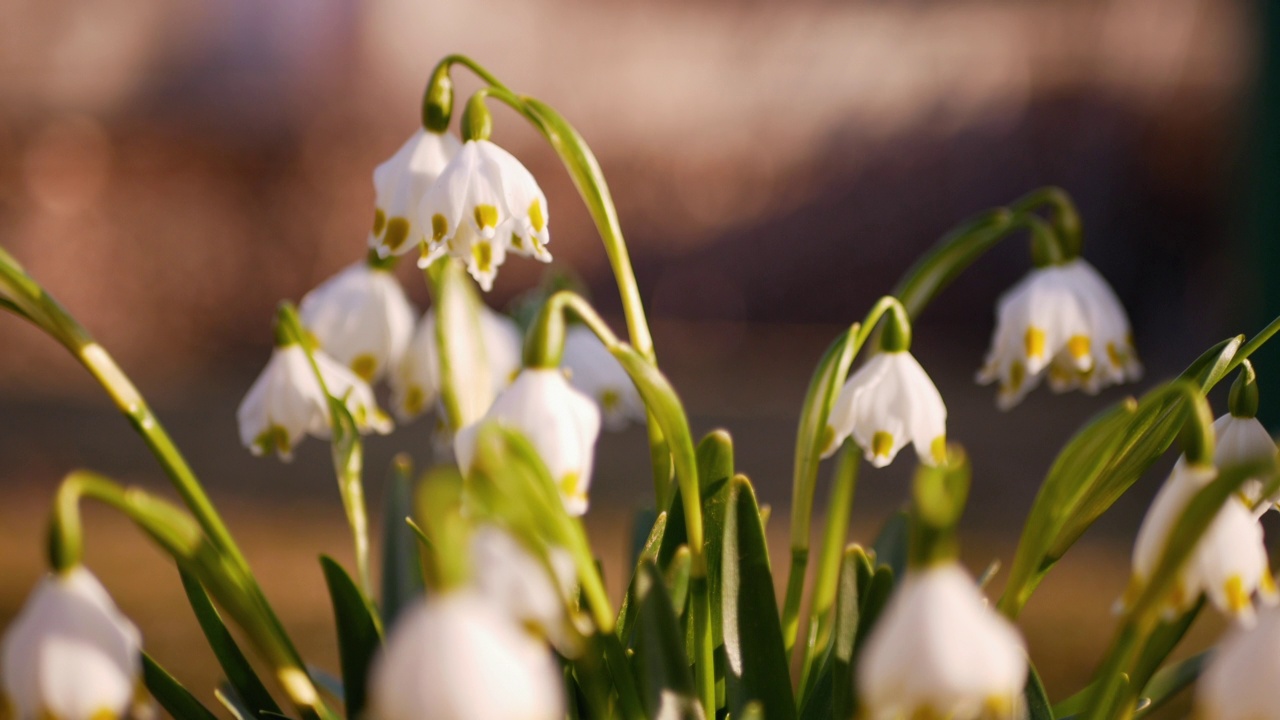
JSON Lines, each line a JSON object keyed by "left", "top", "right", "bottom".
{"left": 142, "top": 652, "right": 219, "bottom": 720}
{"left": 870, "top": 510, "right": 908, "bottom": 580}
{"left": 320, "top": 555, "right": 384, "bottom": 719}
{"left": 179, "top": 569, "right": 282, "bottom": 718}
{"left": 1025, "top": 661, "right": 1054, "bottom": 720}
{"left": 722, "top": 475, "right": 797, "bottom": 720}
{"left": 380, "top": 455, "right": 423, "bottom": 630}
{"left": 633, "top": 562, "right": 700, "bottom": 719}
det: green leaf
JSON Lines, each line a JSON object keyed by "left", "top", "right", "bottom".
{"left": 179, "top": 569, "right": 282, "bottom": 719}
{"left": 306, "top": 665, "right": 346, "bottom": 705}
{"left": 663, "top": 546, "right": 693, "bottom": 617}
{"left": 380, "top": 454, "right": 424, "bottom": 629}
{"left": 618, "top": 511, "right": 668, "bottom": 644}
{"left": 1025, "top": 661, "right": 1054, "bottom": 720}
{"left": 320, "top": 555, "right": 383, "bottom": 719}
{"left": 722, "top": 475, "right": 796, "bottom": 720}
{"left": 632, "top": 562, "right": 700, "bottom": 719}
{"left": 697, "top": 430, "right": 735, "bottom": 649}
{"left": 870, "top": 510, "right": 909, "bottom": 580}
{"left": 142, "top": 652, "right": 219, "bottom": 720}
{"left": 1135, "top": 652, "right": 1207, "bottom": 718}
{"left": 830, "top": 547, "right": 866, "bottom": 720}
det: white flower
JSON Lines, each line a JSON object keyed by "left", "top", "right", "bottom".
{"left": 417, "top": 139, "right": 551, "bottom": 290}
{"left": 978, "top": 258, "right": 1142, "bottom": 409}
{"left": 561, "top": 325, "right": 643, "bottom": 430}
{"left": 469, "top": 526, "right": 577, "bottom": 647}
{"left": 1196, "top": 605, "right": 1280, "bottom": 720}
{"left": 858, "top": 563, "right": 1027, "bottom": 720}
{"left": 298, "top": 261, "right": 416, "bottom": 383}
{"left": 367, "top": 592, "right": 564, "bottom": 720}
{"left": 369, "top": 129, "right": 461, "bottom": 256}
{"left": 390, "top": 304, "right": 522, "bottom": 427}
{"left": 1213, "top": 413, "right": 1279, "bottom": 513}
{"left": 455, "top": 368, "right": 601, "bottom": 516}
{"left": 2, "top": 568, "right": 144, "bottom": 720}
{"left": 824, "top": 350, "right": 947, "bottom": 468}
{"left": 1128, "top": 459, "right": 1276, "bottom": 621}
{"left": 237, "top": 344, "right": 392, "bottom": 460}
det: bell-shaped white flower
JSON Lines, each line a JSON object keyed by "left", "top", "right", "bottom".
{"left": 858, "top": 563, "right": 1028, "bottom": 720}
{"left": 824, "top": 350, "right": 947, "bottom": 468}
{"left": 978, "top": 258, "right": 1142, "bottom": 409}
{"left": 417, "top": 139, "right": 551, "bottom": 290}
{"left": 1213, "top": 413, "right": 1279, "bottom": 513}
{"left": 390, "top": 304, "right": 522, "bottom": 426}
{"left": 237, "top": 343, "right": 392, "bottom": 460}
{"left": 2, "top": 568, "right": 144, "bottom": 720}
{"left": 469, "top": 526, "right": 577, "bottom": 647}
{"left": 369, "top": 129, "right": 461, "bottom": 256}
{"left": 561, "top": 325, "right": 644, "bottom": 431}
{"left": 1128, "top": 459, "right": 1277, "bottom": 621}
{"left": 455, "top": 368, "right": 601, "bottom": 516}
{"left": 367, "top": 592, "right": 564, "bottom": 720}
{"left": 1195, "top": 605, "right": 1280, "bottom": 720}
{"left": 298, "top": 261, "right": 417, "bottom": 382}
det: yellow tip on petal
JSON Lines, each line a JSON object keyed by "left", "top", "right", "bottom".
{"left": 431, "top": 213, "right": 449, "bottom": 242}
{"left": 384, "top": 217, "right": 410, "bottom": 251}
{"left": 930, "top": 435, "right": 947, "bottom": 465}
{"left": 1024, "top": 327, "right": 1046, "bottom": 360}
{"left": 404, "top": 386, "right": 425, "bottom": 416}
{"left": 351, "top": 354, "right": 377, "bottom": 382}
{"left": 1068, "top": 334, "right": 1091, "bottom": 362}
{"left": 528, "top": 199, "right": 546, "bottom": 232}
{"left": 372, "top": 208, "right": 387, "bottom": 236}
{"left": 473, "top": 241, "right": 493, "bottom": 273}
{"left": 1225, "top": 574, "right": 1250, "bottom": 614}
{"left": 871, "top": 431, "right": 895, "bottom": 460}
{"left": 473, "top": 204, "right": 499, "bottom": 230}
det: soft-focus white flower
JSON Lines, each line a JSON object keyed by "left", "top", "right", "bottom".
{"left": 858, "top": 563, "right": 1027, "bottom": 720}
{"left": 298, "top": 261, "right": 416, "bottom": 382}
{"left": 824, "top": 350, "right": 947, "bottom": 468}
{"left": 367, "top": 592, "right": 564, "bottom": 720}
{"left": 1213, "top": 413, "right": 1279, "bottom": 513}
{"left": 238, "top": 344, "right": 392, "bottom": 460}
{"left": 1128, "top": 459, "right": 1276, "bottom": 621}
{"left": 417, "top": 139, "right": 551, "bottom": 290}
{"left": 456, "top": 368, "right": 601, "bottom": 516}
{"left": 369, "top": 129, "right": 461, "bottom": 256}
{"left": 390, "top": 304, "right": 522, "bottom": 426}
{"left": 1196, "top": 605, "right": 1280, "bottom": 720}
{"left": 978, "top": 258, "right": 1141, "bottom": 409}
{"left": 561, "top": 325, "right": 643, "bottom": 430}
{"left": 469, "top": 526, "right": 577, "bottom": 646}
{"left": 2, "top": 568, "right": 143, "bottom": 720}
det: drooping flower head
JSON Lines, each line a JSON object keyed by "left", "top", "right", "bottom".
{"left": 1127, "top": 459, "right": 1277, "bottom": 622}
{"left": 858, "top": 563, "right": 1028, "bottom": 720}
{"left": 1214, "top": 363, "right": 1279, "bottom": 512}
{"left": 369, "top": 129, "right": 461, "bottom": 257}
{"left": 2, "top": 568, "right": 144, "bottom": 720}
{"left": 1195, "top": 605, "right": 1280, "bottom": 720}
{"left": 390, "top": 303, "right": 522, "bottom": 426}
{"left": 367, "top": 592, "right": 564, "bottom": 720}
{"left": 469, "top": 526, "right": 577, "bottom": 647}
{"left": 825, "top": 350, "right": 947, "bottom": 468}
{"left": 417, "top": 139, "right": 551, "bottom": 290}
{"left": 298, "top": 259, "right": 416, "bottom": 383}
{"left": 237, "top": 336, "right": 392, "bottom": 460}
{"left": 978, "top": 258, "right": 1141, "bottom": 409}
{"left": 561, "top": 325, "right": 644, "bottom": 431}
{"left": 455, "top": 368, "right": 601, "bottom": 516}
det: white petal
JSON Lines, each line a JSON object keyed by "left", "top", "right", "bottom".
{"left": 1196, "top": 606, "right": 1280, "bottom": 720}
{"left": 561, "top": 326, "right": 643, "bottom": 431}
{"left": 371, "top": 130, "right": 461, "bottom": 255}
{"left": 827, "top": 352, "right": 946, "bottom": 467}
{"left": 299, "top": 262, "right": 417, "bottom": 382}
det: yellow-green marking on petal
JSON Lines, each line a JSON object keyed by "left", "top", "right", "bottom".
{"left": 431, "top": 213, "right": 449, "bottom": 242}
{"left": 871, "top": 431, "right": 895, "bottom": 460}
{"left": 372, "top": 208, "right": 386, "bottom": 236}
{"left": 1225, "top": 575, "right": 1250, "bottom": 614}
{"left": 473, "top": 241, "right": 493, "bottom": 273}
{"left": 1024, "top": 327, "right": 1046, "bottom": 360}
{"left": 351, "top": 354, "right": 377, "bottom": 382}
{"left": 384, "top": 217, "right": 410, "bottom": 251}
{"left": 528, "top": 199, "right": 546, "bottom": 232}
{"left": 930, "top": 435, "right": 947, "bottom": 465}
{"left": 1068, "top": 334, "right": 1091, "bottom": 361}
{"left": 473, "top": 204, "right": 499, "bottom": 229}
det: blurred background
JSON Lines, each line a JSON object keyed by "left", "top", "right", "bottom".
{"left": 1, "top": 0, "right": 1277, "bottom": 713}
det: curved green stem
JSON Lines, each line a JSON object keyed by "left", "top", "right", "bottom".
{"left": 48, "top": 472, "right": 328, "bottom": 720}
{"left": 1009, "top": 185, "right": 1083, "bottom": 259}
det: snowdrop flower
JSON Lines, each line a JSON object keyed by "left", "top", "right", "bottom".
{"left": 1195, "top": 605, "right": 1280, "bottom": 720}
{"left": 456, "top": 368, "right": 601, "bottom": 516}
{"left": 2, "top": 568, "right": 144, "bottom": 720}
{"left": 858, "top": 562, "right": 1027, "bottom": 720}
{"left": 1128, "top": 459, "right": 1276, "bottom": 622}
{"left": 367, "top": 592, "right": 564, "bottom": 720}
{"left": 470, "top": 526, "right": 577, "bottom": 646}
{"left": 824, "top": 350, "right": 947, "bottom": 468}
{"left": 369, "top": 129, "right": 461, "bottom": 257}
{"left": 418, "top": 139, "right": 551, "bottom": 290}
{"left": 390, "top": 304, "right": 522, "bottom": 426}
{"left": 238, "top": 342, "right": 392, "bottom": 460}
{"left": 298, "top": 260, "right": 416, "bottom": 382}
{"left": 561, "top": 325, "right": 643, "bottom": 430}
{"left": 978, "top": 258, "right": 1141, "bottom": 409}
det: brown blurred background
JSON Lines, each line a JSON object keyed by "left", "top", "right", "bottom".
{"left": 1, "top": 0, "right": 1277, "bottom": 714}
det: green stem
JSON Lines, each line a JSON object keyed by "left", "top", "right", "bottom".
{"left": 1009, "top": 185, "right": 1083, "bottom": 258}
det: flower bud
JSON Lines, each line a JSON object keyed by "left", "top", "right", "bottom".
{"left": 858, "top": 563, "right": 1027, "bottom": 720}
{"left": 367, "top": 592, "right": 564, "bottom": 720}
{"left": 455, "top": 368, "right": 601, "bottom": 516}
{"left": 2, "top": 568, "right": 144, "bottom": 720}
